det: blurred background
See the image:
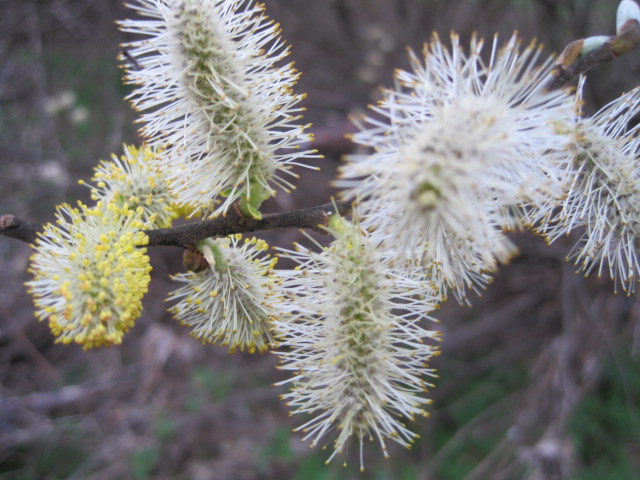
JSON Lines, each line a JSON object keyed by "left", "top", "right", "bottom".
{"left": 1, "top": 0, "right": 639, "bottom": 479}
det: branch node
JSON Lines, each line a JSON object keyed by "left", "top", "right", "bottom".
{"left": 1, "top": 214, "right": 16, "bottom": 230}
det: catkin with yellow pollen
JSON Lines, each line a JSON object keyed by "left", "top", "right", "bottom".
{"left": 27, "top": 201, "right": 152, "bottom": 349}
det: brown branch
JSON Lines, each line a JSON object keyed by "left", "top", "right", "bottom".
{"left": 545, "top": 20, "right": 640, "bottom": 91}
{"left": 1, "top": 200, "right": 353, "bottom": 250}
{"left": 0, "top": 214, "right": 42, "bottom": 244}
{"left": 145, "top": 200, "right": 352, "bottom": 248}
{"left": 546, "top": 42, "right": 616, "bottom": 91}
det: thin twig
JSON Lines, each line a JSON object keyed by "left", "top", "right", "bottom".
{"left": 1, "top": 201, "right": 353, "bottom": 249}
{"left": 545, "top": 42, "right": 617, "bottom": 91}
{"left": 545, "top": 20, "right": 640, "bottom": 91}
{"left": 0, "top": 214, "right": 42, "bottom": 244}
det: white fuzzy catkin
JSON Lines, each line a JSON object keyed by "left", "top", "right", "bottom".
{"left": 274, "top": 216, "right": 442, "bottom": 470}
{"left": 121, "top": 0, "right": 317, "bottom": 217}
{"left": 533, "top": 86, "right": 640, "bottom": 294}
{"left": 338, "top": 33, "right": 577, "bottom": 300}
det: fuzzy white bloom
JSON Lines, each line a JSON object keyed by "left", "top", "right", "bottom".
{"left": 27, "top": 202, "right": 152, "bottom": 349}
{"left": 338, "top": 33, "right": 577, "bottom": 298}
{"left": 274, "top": 216, "right": 441, "bottom": 470}
{"left": 167, "top": 234, "right": 278, "bottom": 352}
{"left": 80, "top": 144, "right": 178, "bottom": 228}
{"left": 617, "top": 0, "right": 640, "bottom": 35}
{"left": 120, "top": 0, "right": 317, "bottom": 218}
{"left": 534, "top": 86, "right": 640, "bottom": 294}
